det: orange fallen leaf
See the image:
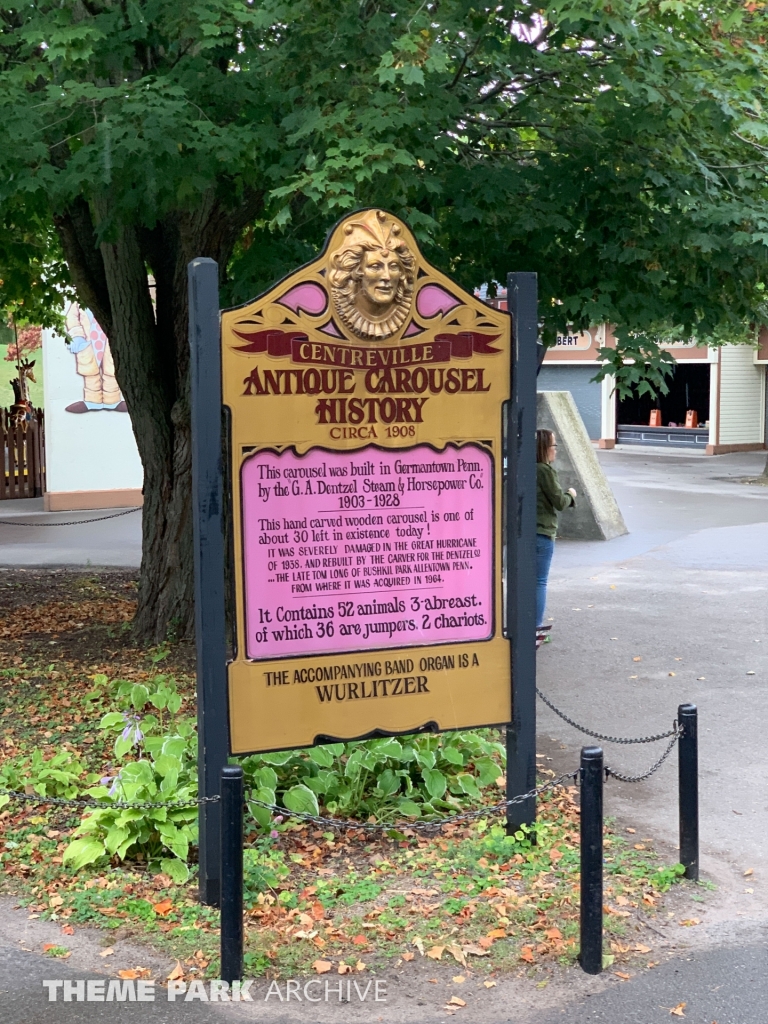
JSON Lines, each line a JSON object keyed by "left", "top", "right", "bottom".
{"left": 487, "top": 928, "right": 506, "bottom": 939}
{"left": 548, "top": 848, "right": 563, "bottom": 862}
{"left": 545, "top": 928, "right": 562, "bottom": 940}
{"left": 355, "top": 961, "right": 366, "bottom": 973}
{"left": 520, "top": 946, "right": 535, "bottom": 964}
{"left": 310, "top": 901, "right": 325, "bottom": 921}
{"left": 99, "top": 948, "right": 114, "bottom": 958}
{"left": 616, "top": 895, "right": 629, "bottom": 906}
{"left": 462, "top": 944, "right": 490, "bottom": 957}
{"left": 42, "top": 944, "right": 57, "bottom": 953}
{"left": 669, "top": 1003, "right": 686, "bottom": 1017}
{"left": 402, "top": 952, "right": 415, "bottom": 962}
{"left": 452, "top": 975, "right": 465, "bottom": 984}
{"left": 153, "top": 899, "right": 173, "bottom": 917}
{"left": 632, "top": 656, "right": 642, "bottom": 662}
{"left": 312, "top": 960, "right": 332, "bottom": 974}
{"left": 477, "top": 936, "right": 494, "bottom": 949}
{"left": 60, "top": 924, "right": 74, "bottom": 936}
{"left": 679, "top": 918, "right": 700, "bottom": 927}
{"left": 352, "top": 934, "right": 368, "bottom": 946}
{"left": 614, "top": 971, "right": 631, "bottom": 980}
{"left": 167, "top": 962, "right": 184, "bottom": 982}
{"left": 118, "top": 970, "right": 139, "bottom": 980}
{"left": 338, "top": 963, "right": 353, "bottom": 975}
{"left": 483, "top": 981, "right": 496, "bottom": 989}
{"left": 447, "top": 996, "right": 466, "bottom": 1007}
{"left": 426, "top": 946, "right": 445, "bottom": 960}
{"left": 635, "top": 943, "right": 652, "bottom": 954}
{"left": 744, "top": 868, "right": 754, "bottom": 877}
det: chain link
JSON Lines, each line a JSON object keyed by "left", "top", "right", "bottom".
{"left": 0, "top": 507, "right": 140, "bottom": 527}
{"left": 537, "top": 687, "right": 679, "bottom": 745}
{"left": 0, "top": 785, "right": 218, "bottom": 810}
{"left": 244, "top": 770, "right": 579, "bottom": 835}
{"left": 605, "top": 729, "right": 682, "bottom": 783}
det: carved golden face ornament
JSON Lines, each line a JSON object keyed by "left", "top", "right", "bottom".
{"left": 328, "top": 210, "right": 415, "bottom": 341}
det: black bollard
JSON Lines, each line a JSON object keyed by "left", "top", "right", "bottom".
{"left": 579, "top": 746, "right": 604, "bottom": 975}
{"left": 678, "top": 704, "right": 699, "bottom": 881}
{"left": 220, "top": 765, "right": 244, "bottom": 984}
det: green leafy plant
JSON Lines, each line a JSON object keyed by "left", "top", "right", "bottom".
{"left": 63, "top": 676, "right": 196, "bottom": 883}
{"left": 0, "top": 748, "right": 97, "bottom": 805}
{"left": 240, "top": 729, "right": 504, "bottom": 827}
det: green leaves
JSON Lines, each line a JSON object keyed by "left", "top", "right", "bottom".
{"left": 239, "top": 729, "right": 506, "bottom": 826}
{"left": 282, "top": 784, "right": 320, "bottom": 817}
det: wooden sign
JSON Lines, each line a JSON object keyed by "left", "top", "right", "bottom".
{"left": 219, "top": 210, "right": 512, "bottom": 754}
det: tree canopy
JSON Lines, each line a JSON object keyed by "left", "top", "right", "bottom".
{"left": 0, "top": 0, "right": 767, "bottom": 636}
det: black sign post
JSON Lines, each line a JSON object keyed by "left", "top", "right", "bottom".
{"left": 505, "top": 271, "right": 538, "bottom": 834}
{"left": 189, "top": 257, "right": 229, "bottom": 906}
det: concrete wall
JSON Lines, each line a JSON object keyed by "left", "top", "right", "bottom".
{"left": 537, "top": 391, "right": 627, "bottom": 541}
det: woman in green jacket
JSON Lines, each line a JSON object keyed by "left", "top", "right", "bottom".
{"left": 536, "top": 429, "right": 576, "bottom": 642}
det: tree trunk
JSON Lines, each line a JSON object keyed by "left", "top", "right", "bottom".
{"left": 54, "top": 191, "right": 263, "bottom": 644}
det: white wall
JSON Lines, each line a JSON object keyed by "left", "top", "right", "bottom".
{"left": 42, "top": 324, "right": 143, "bottom": 495}
{"left": 718, "top": 345, "right": 766, "bottom": 445}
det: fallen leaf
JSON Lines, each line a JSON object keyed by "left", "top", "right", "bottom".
{"left": 477, "top": 936, "right": 494, "bottom": 950}
{"left": 633, "top": 656, "right": 642, "bottom": 662}
{"left": 42, "top": 944, "right": 57, "bottom": 953}
{"left": 626, "top": 828, "right": 636, "bottom": 834}
{"left": 355, "top": 961, "right": 366, "bottom": 973}
{"left": 152, "top": 899, "right": 173, "bottom": 917}
{"left": 487, "top": 928, "right": 507, "bottom": 939}
{"left": 483, "top": 980, "right": 496, "bottom": 989}
{"left": 426, "top": 945, "right": 445, "bottom": 961}
{"left": 463, "top": 944, "right": 490, "bottom": 957}
{"left": 616, "top": 895, "right": 629, "bottom": 906}
{"left": 338, "top": 963, "right": 353, "bottom": 975}
{"left": 545, "top": 928, "right": 562, "bottom": 940}
{"left": 669, "top": 1003, "right": 686, "bottom": 1017}
{"left": 412, "top": 937, "right": 425, "bottom": 956}
{"left": 166, "top": 962, "right": 184, "bottom": 982}
{"left": 99, "top": 948, "right": 114, "bottom": 958}
{"left": 428, "top": 979, "right": 438, "bottom": 984}
{"left": 61, "top": 924, "right": 74, "bottom": 936}
{"left": 448, "top": 944, "right": 467, "bottom": 966}
{"left": 635, "top": 944, "right": 652, "bottom": 953}
{"left": 312, "top": 960, "right": 332, "bottom": 974}
{"left": 634, "top": 843, "right": 646, "bottom": 850}
{"left": 520, "top": 946, "right": 535, "bottom": 964}
{"left": 679, "top": 919, "right": 700, "bottom": 927}
{"left": 310, "top": 901, "right": 325, "bottom": 921}
{"left": 549, "top": 848, "right": 563, "bottom": 862}
{"left": 452, "top": 975, "right": 465, "bottom": 984}
{"left": 744, "top": 868, "right": 754, "bottom": 877}
{"left": 402, "top": 951, "right": 415, "bottom": 962}
{"left": 118, "top": 970, "right": 139, "bottom": 980}
{"left": 352, "top": 934, "right": 367, "bottom": 946}
{"left": 447, "top": 996, "right": 466, "bottom": 1007}
{"left": 49, "top": 895, "right": 64, "bottom": 908}
{"left": 614, "top": 971, "right": 631, "bottom": 981}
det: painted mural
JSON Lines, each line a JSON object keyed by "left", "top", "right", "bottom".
{"left": 64, "top": 304, "right": 126, "bottom": 413}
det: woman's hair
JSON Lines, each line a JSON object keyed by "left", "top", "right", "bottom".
{"left": 536, "top": 429, "right": 555, "bottom": 464}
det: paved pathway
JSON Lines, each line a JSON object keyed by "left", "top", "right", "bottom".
{"left": 0, "top": 498, "right": 141, "bottom": 566}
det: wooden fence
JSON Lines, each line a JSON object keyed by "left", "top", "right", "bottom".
{"left": 1, "top": 409, "right": 45, "bottom": 500}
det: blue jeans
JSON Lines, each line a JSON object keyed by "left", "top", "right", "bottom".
{"left": 536, "top": 534, "right": 555, "bottom": 628}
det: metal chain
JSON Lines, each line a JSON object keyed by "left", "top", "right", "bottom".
{"left": 605, "top": 730, "right": 681, "bottom": 783}
{"left": 244, "top": 770, "right": 579, "bottom": 834}
{"left": 537, "top": 687, "right": 679, "bottom": 745}
{"left": 0, "top": 507, "right": 140, "bottom": 527}
{"left": 0, "top": 785, "right": 219, "bottom": 810}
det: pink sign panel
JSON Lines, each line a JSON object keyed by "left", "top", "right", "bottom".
{"left": 241, "top": 444, "right": 494, "bottom": 660}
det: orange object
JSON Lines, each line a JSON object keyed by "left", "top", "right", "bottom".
{"left": 685, "top": 409, "right": 698, "bottom": 428}
{"left": 649, "top": 409, "right": 662, "bottom": 427}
